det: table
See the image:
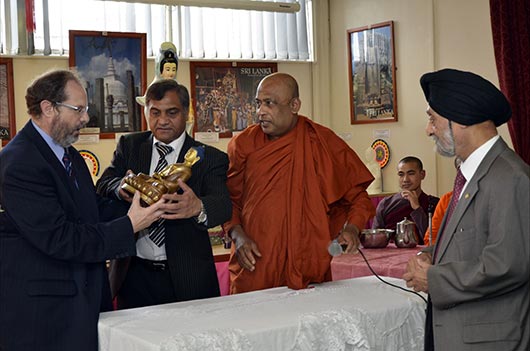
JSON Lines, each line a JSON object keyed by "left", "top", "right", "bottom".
{"left": 212, "top": 244, "right": 231, "bottom": 263}
{"left": 215, "top": 244, "right": 422, "bottom": 296}
{"left": 331, "top": 244, "right": 424, "bottom": 281}
{"left": 212, "top": 245, "right": 231, "bottom": 296}
{"left": 214, "top": 260, "right": 229, "bottom": 296}
{"left": 98, "top": 276, "right": 426, "bottom": 351}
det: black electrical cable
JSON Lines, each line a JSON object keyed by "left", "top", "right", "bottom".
{"left": 357, "top": 248, "right": 428, "bottom": 304}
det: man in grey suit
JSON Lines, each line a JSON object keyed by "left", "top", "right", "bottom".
{"left": 96, "top": 80, "right": 231, "bottom": 309}
{"left": 403, "top": 69, "right": 529, "bottom": 351}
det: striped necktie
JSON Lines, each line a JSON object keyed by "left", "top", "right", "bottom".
{"left": 62, "top": 148, "right": 77, "bottom": 188}
{"left": 148, "top": 142, "right": 174, "bottom": 246}
{"left": 62, "top": 148, "right": 73, "bottom": 177}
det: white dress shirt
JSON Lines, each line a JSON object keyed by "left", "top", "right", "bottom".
{"left": 136, "top": 133, "right": 186, "bottom": 261}
{"left": 458, "top": 135, "right": 499, "bottom": 200}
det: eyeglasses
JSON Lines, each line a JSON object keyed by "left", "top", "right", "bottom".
{"left": 55, "top": 102, "right": 89, "bottom": 115}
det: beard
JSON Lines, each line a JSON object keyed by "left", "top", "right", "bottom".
{"left": 51, "top": 115, "right": 82, "bottom": 148}
{"left": 432, "top": 126, "right": 456, "bottom": 157}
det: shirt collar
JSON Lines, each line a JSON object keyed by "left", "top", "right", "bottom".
{"left": 31, "top": 120, "right": 66, "bottom": 162}
{"left": 460, "top": 135, "right": 499, "bottom": 183}
{"left": 152, "top": 132, "right": 186, "bottom": 159}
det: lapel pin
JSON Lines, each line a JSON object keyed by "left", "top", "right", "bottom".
{"left": 464, "top": 193, "right": 470, "bottom": 199}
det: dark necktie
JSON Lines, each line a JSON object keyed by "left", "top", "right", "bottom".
{"left": 148, "top": 142, "right": 174, "bottom": 246}
{"left": 445, "top": 168, "right": 466, "bottom": 222}
{"left": 434, "top": 168, "right": 466, "bottom": 259}
{"left": 62, "top": 148, "right": 77, "bottom": 188}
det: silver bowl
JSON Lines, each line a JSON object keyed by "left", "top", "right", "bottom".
{"left": 359, "top": 229, "right": 393, "bottom": 248}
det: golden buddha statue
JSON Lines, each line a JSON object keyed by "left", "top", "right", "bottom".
{"left": 121, "top": 147, "right": 202, "bottom": 205}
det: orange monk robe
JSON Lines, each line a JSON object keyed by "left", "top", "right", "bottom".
{"left": 225, "top": 116, "right": 375, "bottom": 294}
{"left": 423, "top": 190, "right": 452, "bottom": 245}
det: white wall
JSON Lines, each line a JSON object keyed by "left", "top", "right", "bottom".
{"left": 430, "top": 0, "right": 512, "bottom": 192}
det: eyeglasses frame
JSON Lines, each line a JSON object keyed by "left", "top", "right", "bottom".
{"left": 54, "top": 101, "right": 89, "bottom": 115}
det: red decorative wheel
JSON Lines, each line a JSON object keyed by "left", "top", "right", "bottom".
{"left": 371, "top": 139, "right": 390, "bottom": 168}
{"left": 79, "top": 150, "right": 100, "bottom": 176}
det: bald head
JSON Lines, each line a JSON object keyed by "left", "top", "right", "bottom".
{"left": 258, "top": 73, "right": 299, "bottom": 100}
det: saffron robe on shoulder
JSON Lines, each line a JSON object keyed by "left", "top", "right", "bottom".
{"left": 423, "top": 191, "right": 452, "bottom": 245}
{"left": 225, "top": 116, "right": 375, "bottom": 293}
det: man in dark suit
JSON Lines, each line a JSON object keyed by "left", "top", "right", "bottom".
{"left": 0, "top": 70, "right": 166, "bottom": 351}
{"left": 403, "top": 69, "right": 529, "bottom": 351}
{"left": 96, "top": 79, "right": 231, "bottom": 309}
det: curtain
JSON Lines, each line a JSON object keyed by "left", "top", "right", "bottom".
{"left": 490, "top": 0, "right": 530, "bottom": 164}
{"left": 1, "top": 0, "right": 312, "bottom": 61}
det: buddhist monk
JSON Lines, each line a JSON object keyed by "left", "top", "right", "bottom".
{"left": 372, "top": 156, "right": 439, "bottom": 244}
{"left": 225, "top": 73, "right": 375, "bottom": 294}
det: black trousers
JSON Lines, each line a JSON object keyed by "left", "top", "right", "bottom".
{"left": 117, "top": 257, "right": 177, "bottom": 309}
{"left": 425, "top": 296, "right": 435, "bottom": 351}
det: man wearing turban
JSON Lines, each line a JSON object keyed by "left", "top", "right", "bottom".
{"left": 403, "top": 68, "right": 529, "bottom": 351}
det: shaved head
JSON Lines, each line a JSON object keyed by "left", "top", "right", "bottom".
{"left": 258, "top": 73, "right": 299, "bottom": 100}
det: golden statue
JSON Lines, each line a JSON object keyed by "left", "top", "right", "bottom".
{"left": 121, "top": 147, "right": 202, "bottom": 205}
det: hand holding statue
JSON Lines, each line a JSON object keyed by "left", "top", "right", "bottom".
{"left": 121, "top": 147, "right": 203, "bottom": 206}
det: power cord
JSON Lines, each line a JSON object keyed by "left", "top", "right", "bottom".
{"left": 357, "top": 248, "right": 428, "bottom": 304}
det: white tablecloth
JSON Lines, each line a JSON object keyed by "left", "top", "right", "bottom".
{"left": 98, "top": 276, "right": 426, "bottom": 351}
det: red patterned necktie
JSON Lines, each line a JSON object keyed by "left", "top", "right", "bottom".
{"left": 62, "top": 148, "right": 73, "bottom": 177}
{"left": 445, "top": 168, "right": 466, "bottom": 223}
{"left": 62, "top": 148, "right": 78, "bottom": 189}
{"left": 434, "top": 168, "right": 466, "bottom": 259}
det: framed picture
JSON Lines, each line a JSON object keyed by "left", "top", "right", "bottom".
{"left": 190, "top": 62, "right": 277, "bottom": 137}
{"left": 347, "top": 21, "right": 397, "bottom": 124}
{"left": 0, "top": 58, "right": 16, "bottom": 145}
{"left": 69, "top": 30, "right": 147, "bottom": 138}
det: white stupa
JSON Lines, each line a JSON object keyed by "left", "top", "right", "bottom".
{"left": 103, "top": 57, "right": 129, "bottom": 127}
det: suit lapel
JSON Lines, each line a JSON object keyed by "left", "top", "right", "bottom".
{"left": 22, "top": 122, "right": 92, "bottom": 220}
{"left": 435, "top": 138, "right": 508, "bottom": 263}
{"left": 23, "top": 122, "right": 72, "bottom": 191}
{"left": 138, "top": 134, "right": 154, "bottom": 174}
{"left": 178, "top": 134, "right": 196, "bottom": 163}
{"left": 69, "top": 146, "right": 100, "bottom": 221}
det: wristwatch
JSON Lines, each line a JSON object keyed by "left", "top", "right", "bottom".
{"left": 196, "top": 201, "right": 207, "bottom": 224}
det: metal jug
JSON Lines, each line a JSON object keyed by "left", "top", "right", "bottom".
{"left": 395, "top": 217, "right": 418, "bottom": 248}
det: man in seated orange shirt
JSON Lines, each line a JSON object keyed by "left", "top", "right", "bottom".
{"left": 423, "top": 190, "right": 452, "bottom": 245}
{"left": 423, "top": 159, "right": 461, "bottom": 245}
{"left": 224, "top": 73, "right": 375, "bottom": 294}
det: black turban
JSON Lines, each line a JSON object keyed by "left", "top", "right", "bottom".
{"left": 420, "top": 68, "right": 511, "bottom": 126}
